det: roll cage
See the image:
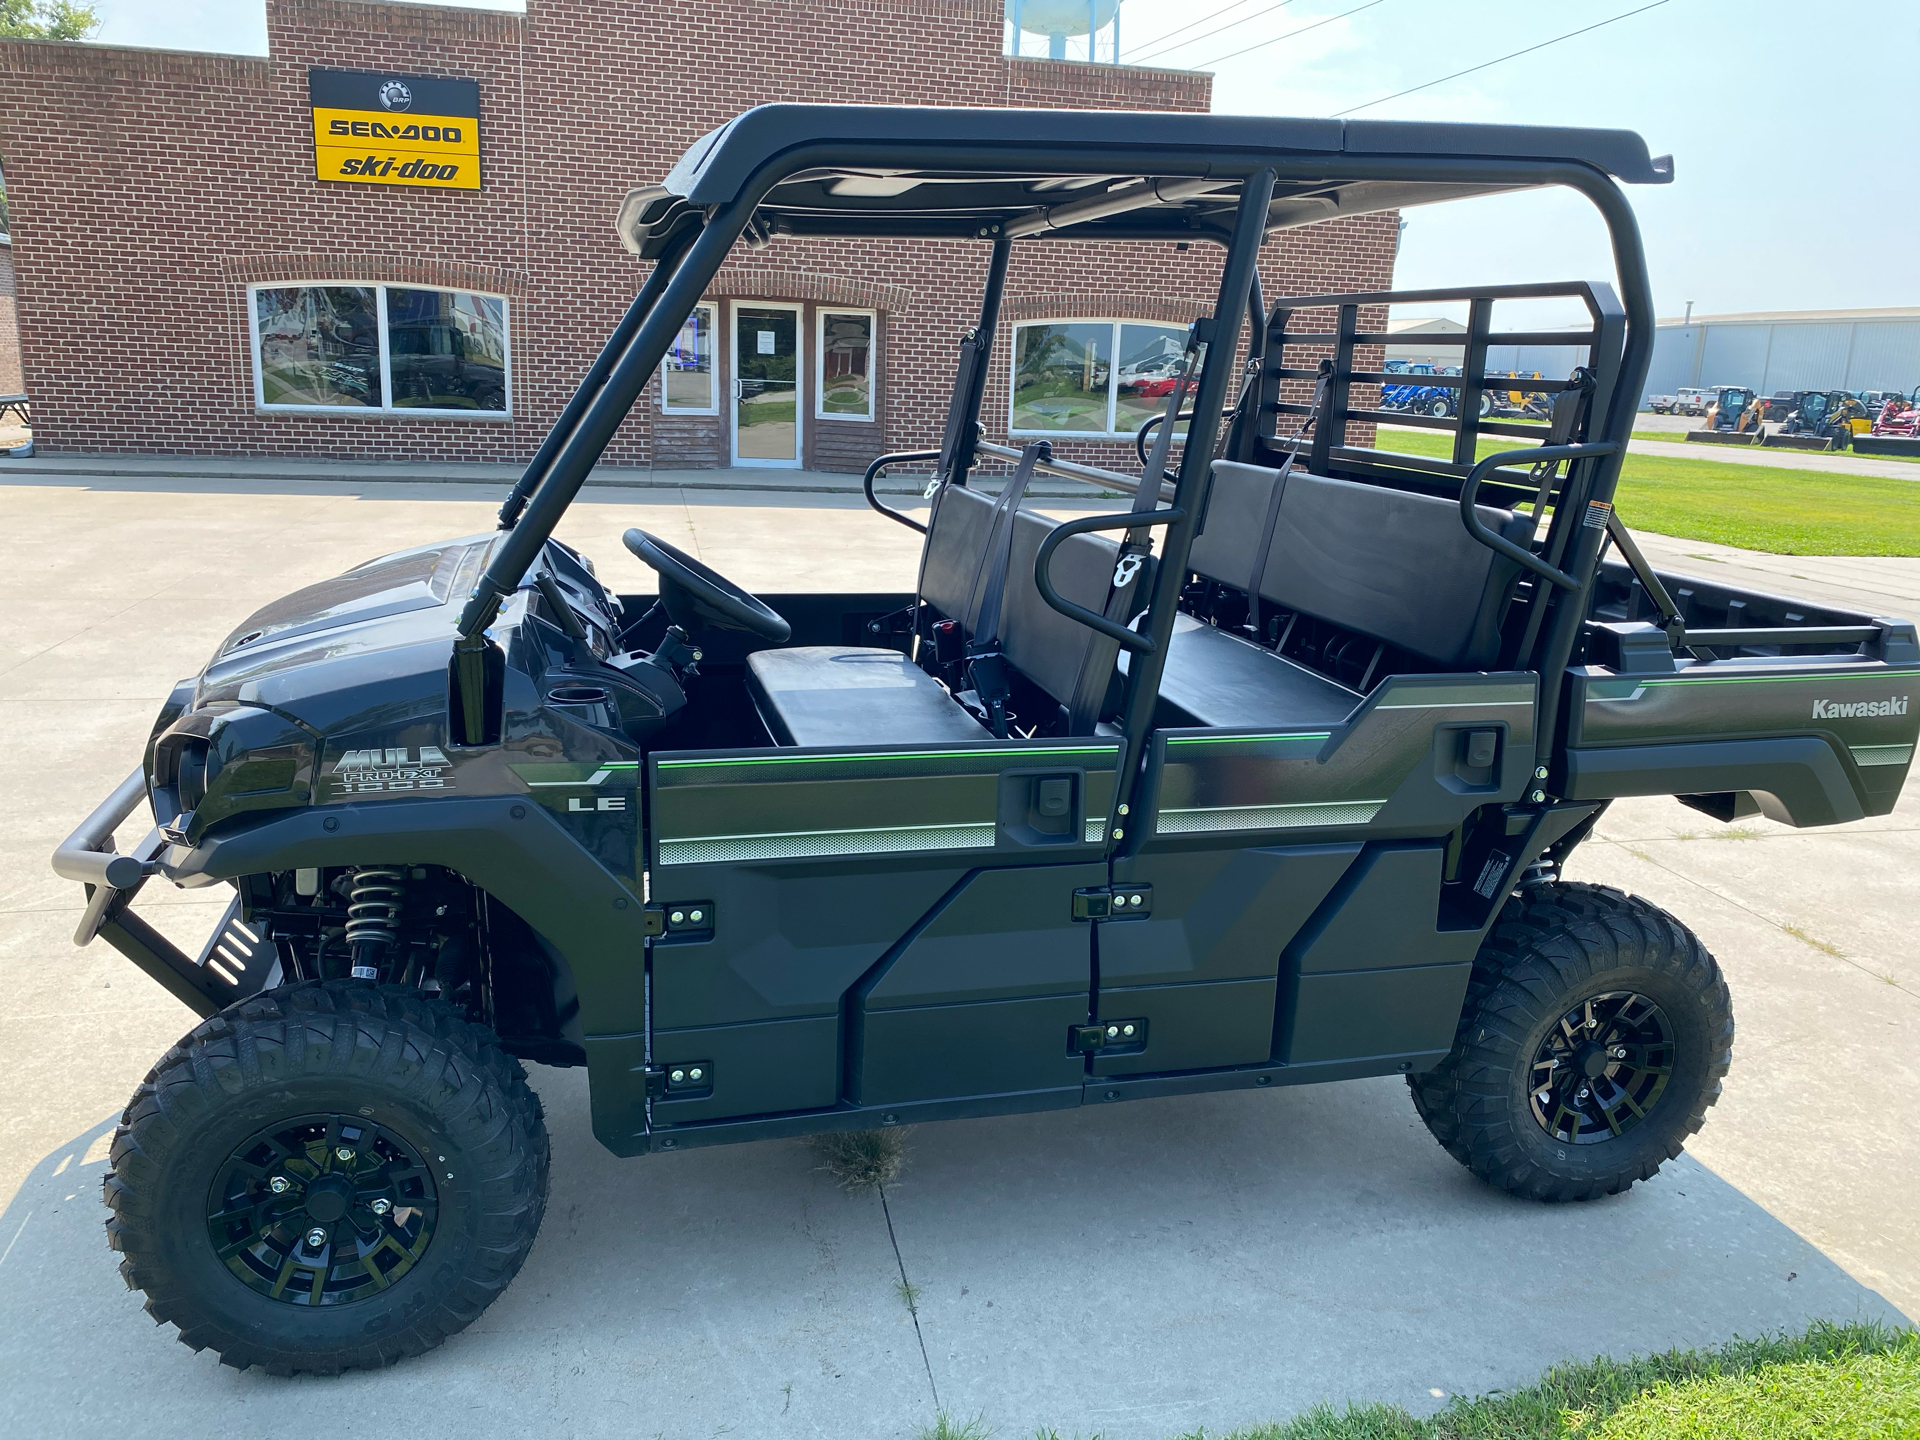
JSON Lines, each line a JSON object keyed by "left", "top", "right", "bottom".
{"left": 454, "top": 102, "right": 1676, "bottom": 813}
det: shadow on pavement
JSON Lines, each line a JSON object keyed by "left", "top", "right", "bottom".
{"left": 0, "top": 1068, "right": 1904, "bottom": 1440}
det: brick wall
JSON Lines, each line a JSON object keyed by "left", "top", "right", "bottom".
{"left": 0, "top": 0, "right": 1398, "bottom": 468}
{"left": 0, "top": 241, "right": 21, "bottom": 397}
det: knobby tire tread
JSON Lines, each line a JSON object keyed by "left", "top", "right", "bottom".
{"left": 1407, "top": 881, "right": 1733, "bottom": 1203}
{"left": 104, "top": 981, "right": 549, "bottom": 1375}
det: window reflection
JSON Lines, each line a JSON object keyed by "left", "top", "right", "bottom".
{"left": 254, "top": 286, "right": 382, "bottom": 407}
{"left": 388, "top": 288, "right": 508, "bottom": 411}
{"left": 819, "top": 311, "right": 873, "bottom": 419}
{"left": 1011, "top": 322, "right": 1112, "bottom": 433}
{"left": 663, "top": 305, "right": 715, "bottom": 412}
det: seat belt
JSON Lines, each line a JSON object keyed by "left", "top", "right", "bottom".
{"left": 962, "top": 441, "right": 1049, "bottom": 737}
{"left": 1246, "top": 359, "right": 1332, "bottom": 642}
{"left": 1056, "top": 341, "right": 1203, "bottom": 733}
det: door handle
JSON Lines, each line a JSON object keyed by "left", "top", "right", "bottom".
{"left": 731, "top": 379, "right": 741, "bottom": 400}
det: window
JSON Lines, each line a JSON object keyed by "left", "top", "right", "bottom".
{"left": 661, "top": 303, "right": 717, "bottom": 414}
{"left": 816, "top": 309, "right": 875, "bottom": 420}
{"left": 1010, "top": 319, "right": 1188, "bottom": 438}
{"left": 249, "top": 283, "right": 510, "bottom": 417}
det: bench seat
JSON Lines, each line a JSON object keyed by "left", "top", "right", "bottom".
{"left": 746, "top": 646, "right": 987, "bottom": 747}
{"left": 1145, "top": 614, "right": 1362, "bottom": 729}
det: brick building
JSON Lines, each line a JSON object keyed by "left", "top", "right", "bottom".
{"left": 0, "top": 0, "right": 1397, "bottom": 471}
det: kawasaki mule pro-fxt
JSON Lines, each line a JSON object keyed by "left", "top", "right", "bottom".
{"left": 55, "top": 106, "right": 1919, "bottom": 1373}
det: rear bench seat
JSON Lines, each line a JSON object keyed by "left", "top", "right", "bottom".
{"left": 746, "top": 484, "right": 1151, "bottom": 747}
{"left": 1150, "top": 460, "right": 1537, "bottom": 728}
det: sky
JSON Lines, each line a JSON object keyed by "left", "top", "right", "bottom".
{"left": 89, "top": 0, "right": 1918, "bottom": 323}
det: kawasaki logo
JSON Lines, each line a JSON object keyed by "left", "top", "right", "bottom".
{"left": 1812, "top": 696, "right": 1909, "bottom": 720}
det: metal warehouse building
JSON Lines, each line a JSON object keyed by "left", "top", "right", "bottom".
{"left": 1642, "top": 308, "right": 1920, "bottom": 404}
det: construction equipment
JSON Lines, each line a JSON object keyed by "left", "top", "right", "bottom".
{"left": 1683, "top": 385, "right": 1761, "bottom": 446}
{"left": 1764, "top": 390, "right": 1866, "bottom": 452}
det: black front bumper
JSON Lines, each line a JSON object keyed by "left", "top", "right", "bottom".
{"left": 51, "top": 766, "right": 271, "bottom": 1017}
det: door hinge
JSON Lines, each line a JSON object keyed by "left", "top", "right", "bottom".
{"left": 642, "top": 901, "right": 715, "bottom": 939}
{"left": 1069, "top": 1018, "right": 1148, "bottom": 1054}
{"left": 643, "top": 1061, "right": 714, "bottom": 1099}
{"left": 1071, "top": 884, "right": 1151, "bottom": 921}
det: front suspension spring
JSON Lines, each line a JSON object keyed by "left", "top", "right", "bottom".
{"left": 344, "top": 866, "right": 407, "bottom": 980}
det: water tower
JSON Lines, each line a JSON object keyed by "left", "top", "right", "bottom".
{"left": 1005, "top": 0, "right": 1124, "bottom": 63}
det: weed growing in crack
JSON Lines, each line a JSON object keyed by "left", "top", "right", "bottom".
{"left": 1782, "top": 924, "right": 1845, "bottom": 958}
{"left": 810, "top": 1126, "right": 911, "bottom": 1191}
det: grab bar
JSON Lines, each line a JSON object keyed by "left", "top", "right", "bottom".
{"left": 1034, "top": 508, "right": 1186, "bottom": 655}
{"left": 861, "top": 448, "right": 943, "bottom": 534}
{"left": 1459, "top": 442, "right": 1618, "bottom": 591}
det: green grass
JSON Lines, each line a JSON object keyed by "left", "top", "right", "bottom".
{"left": 1375, "top": 427, "right": 1920, "bottom": 555}
{"left": 1165, "top": 1321, "right": 1917, "bottom": 1440}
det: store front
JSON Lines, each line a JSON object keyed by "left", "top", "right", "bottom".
{"left": 0, "top": 0, "right": 1397, "bottom": 472}
{"left": 652, "top": 298, "right": 879, "bottom": 471}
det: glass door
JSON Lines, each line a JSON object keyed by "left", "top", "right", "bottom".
{"left": 730, "top": 302, "right": 802, "bottom": 467}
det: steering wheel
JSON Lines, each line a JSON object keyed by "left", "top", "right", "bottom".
{"left": 621, "top": 529, "right": 791, "bottom": 643}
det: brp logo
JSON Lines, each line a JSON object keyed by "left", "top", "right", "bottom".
{"left": 377, "top": 80, "right": 413, "bottom": 111}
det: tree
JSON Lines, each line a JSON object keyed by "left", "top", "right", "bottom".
{"left": 0, "top": 0, "right": 101, "bottom": 40}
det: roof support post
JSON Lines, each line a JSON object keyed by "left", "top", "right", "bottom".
{"left": 1111, "top": 167, "right": 1276, "bottom": 833}
{"left": 938, "top": 230, "right": 1013, "bottom": 490}
{"left": 495, "top": 226, "right": 696, "bottom": 531}
{"left": 1529, "top": 167, "right": 1655, "bottom": 774}
{"left": 457, "top": 196, "right": 760, "bottom": 640}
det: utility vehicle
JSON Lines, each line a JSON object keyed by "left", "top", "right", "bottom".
{"left": 55, "top": 105, "right": 1919, "bottom": 1375}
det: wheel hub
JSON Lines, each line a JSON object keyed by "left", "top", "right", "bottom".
{"left": 301, "top": 1175, "right": 352, "bottom": 1223}
{"left": 1527, "top": 991, "right": 1674, "bottom": 1145}
{"left": 206, "top": 1114, "right": 438, "bottom": 1307}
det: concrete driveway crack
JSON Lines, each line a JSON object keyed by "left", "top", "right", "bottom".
{"left": 877, "top": 1183, "right": 940, "bottom": 1410}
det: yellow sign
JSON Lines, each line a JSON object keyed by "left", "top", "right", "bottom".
{"left": 309, "top": 69, "right": 481, "bottom": 191}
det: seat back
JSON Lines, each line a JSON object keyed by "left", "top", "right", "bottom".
{"left": 1196, "top": 460, "right": 1535, "bottom": 670}
{"left": 916, "top": 483, "right": 1151, "bottom": 731}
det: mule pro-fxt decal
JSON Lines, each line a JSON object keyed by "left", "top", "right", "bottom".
{"left": 328, "top": 745, "right": 452, "bottom": 796}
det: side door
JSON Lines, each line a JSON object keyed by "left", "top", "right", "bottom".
{"left": 622, "top": 736, "right": 1125, "bottom": 1139}
{"left": 1104, "top": 673, "right": 1539, "bottom": 1080}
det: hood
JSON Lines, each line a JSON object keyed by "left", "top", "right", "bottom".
{"left": 195, "top": 535, "right": 497, "bottom": 727}
{"left": 211, "top": 535, "right": 496, "bottom": 662}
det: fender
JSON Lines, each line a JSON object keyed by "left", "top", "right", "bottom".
{"left": 166, "top": 795, "right": 651, "bottom": 1034}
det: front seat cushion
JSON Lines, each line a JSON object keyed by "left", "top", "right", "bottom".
{"left": 746, "top": 647, "right": 989, "bottom": 747}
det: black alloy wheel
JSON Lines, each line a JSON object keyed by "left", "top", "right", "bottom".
{"left": 207, "top": 1113, "right": 438, "bottom": 1307}
{"left": 107, "top": 981, "right": 548, "bottom": 1374}
{"left": 1408, "top": 882, "right": 1732, "bottom": 1203}
{"left": 1525, "top": 991, "right": 1673, "bottom": 1145}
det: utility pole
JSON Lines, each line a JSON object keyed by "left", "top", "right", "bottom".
{"left": 1683, "top": 300, "right": 1694, "bottom": 325}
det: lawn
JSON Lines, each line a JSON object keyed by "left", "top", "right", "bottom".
{"left": 1375, "top": 427, "right": 1920, "bottom": 556}
{"left": 1174, "top": 1321, "right": 1919, "bottom": 1440}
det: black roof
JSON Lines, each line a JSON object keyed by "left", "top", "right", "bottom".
{"left": 618, "top": 104, "right": 1671, "bottom": 256}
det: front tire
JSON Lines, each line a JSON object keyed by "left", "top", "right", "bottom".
{"left": 104, "top": 982, "right": 549, "bottom": 1374}
{"left": 1409, "top": 882, "right": 1732, "bottom": 1202}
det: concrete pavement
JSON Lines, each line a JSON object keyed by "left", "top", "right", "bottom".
{"left": 0, "top": 475, "right": 1913, "bottom": 1438}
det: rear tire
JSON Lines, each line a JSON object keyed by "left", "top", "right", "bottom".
{"left": 104, "top": 981, "right": 549, "bottom": 1374}
{"left": 1408, "top": 882, "right": 1732, "bottom": 1202}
